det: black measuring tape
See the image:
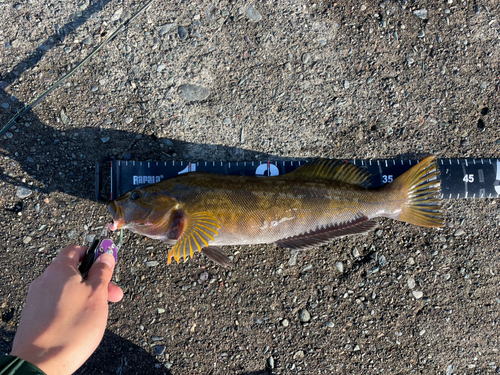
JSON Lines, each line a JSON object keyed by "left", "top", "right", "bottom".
{"left": 95, "top": 158, "right": 500, "bottom": 201}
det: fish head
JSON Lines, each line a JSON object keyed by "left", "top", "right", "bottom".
{"left": 107, "top": 187, "right": 179, "bottom": 232}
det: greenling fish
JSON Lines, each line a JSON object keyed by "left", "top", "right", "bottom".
{"left": 107, "top": 156, "right": 443, "bottom": 266}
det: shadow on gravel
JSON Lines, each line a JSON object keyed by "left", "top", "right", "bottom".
{"left": 0, "top": 110, "right": 276, "bottom": 201}
{"left": 0, "top": 327, "right": 168, "bottom": 374}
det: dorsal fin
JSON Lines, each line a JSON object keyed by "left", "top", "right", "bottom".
{"left": 289, "top": 159, "right": 372, "bottom": 188}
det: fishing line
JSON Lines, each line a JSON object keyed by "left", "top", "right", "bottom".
{"left": 0, "top": 0, "right": 156, "bottom": 136}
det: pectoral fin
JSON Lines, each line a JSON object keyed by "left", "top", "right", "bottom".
{"left": 201, "top": 246, "right": 232, "bottom": 267}
{"left": 276, "top": 215, "right": 377, "bottom": 250}
{"left": 167, "top": 212, "right": 220, "bottom": 264}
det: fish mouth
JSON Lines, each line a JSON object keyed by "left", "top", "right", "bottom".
{"left": 107, "top": 201, "right": 125, "bottom": 231}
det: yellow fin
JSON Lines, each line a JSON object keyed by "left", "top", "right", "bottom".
{"left": 167, "top": 212, "right": 220, "bottom": 264}
{"left": 290, "top": 158, "right": 371, "bottom": 188}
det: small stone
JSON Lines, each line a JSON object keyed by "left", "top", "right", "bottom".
{"left": 413, "top": 8, "right": 428, "bottom": 19}
{"left": 151, "top": 335, "right": 164, "bottom": 342}
{"left": 413, "top": 290, "right": 423, "bottom": 299}
{"left": 199, "top": 271, "right": 209, "bottom": 281}
{"left": 67, "top": 230, "right": 77, "bottom": 239}
{"left": 157, "top": 63, "right": 166, "bottom": 72}
{"left": 293, "top": 350, "right": 305, "bottom": 360}
{"left": 288, "top": 249, "right": 299, "bottom": 266}
{"left": 82, "top": 37, "right": 92, "bottom": 45}
{"left": 378, "top": 255, "right": 388, "bottom": 267}
{"left": 85, "top": 234, "right": 95, "bottom": 243}
{"left": 23, "top": 236, "right": 32, "bottom": 244}
{"left": 298, "top": 309, "right": 310, "bottom": 323}
{"left": 334, "top": 261, "right": 344, "bottom": 273}
{"left": 60, "top": 109, "right": 68, "bottom": 124}
{"left": 353, "top": 345, "right": 360, "bottom": 351}
{"left": 111, "top": 7, "right": 123, "bottom": 22}
{"left": 267, "top": 356, "right": 274, "bottom": 369}
{"left": 164, "top": 363, "right": 172, "bottom": 369}
{"left": 163, "top": 139, "right": 174, "bottom": 146}
{"left": 254, "top": 318, "right": 263, "bottom": 324}
{"left": 281, "top": 319, "right": 289, "bottom": 327}
{"left": 344, "top": 80, "right": 350, "bottom": 89}
{"left": 123, "top": 153, "right": 132, "bottom": 160}
{"left": 408, "top": 278, "right": 415, "bottom": 289}
{"left": 460, "top": 139, "right": 470, "bottom": 147}
{"left": 1, "top": 102, "right": 10, "bottom": 109}
{"left": 418, "top": 30, "right": 425, "bottom": 38}
{"left": 90, "top": 86, "right": 98, "bottom": 92}
{"left": 301, "top": 264, "right": 312, "bottom": 273}
{"left": 158, "top": 308, "right": 165, "bottom": 314}
{"left": 325, "top": 321, "right": 334, "bottom": 328}
{"left": 64, "top": 47, "right": 72, "bottom": 53}
{"left": 246, "top": 4, "right": 262, "bottom": 22}
{"left": 124, "top": 117, "right": 133, "bottom": 124}
{"left": 454, "top": 229, "right": 465, "bottom": 237}
{"left": 154, "top": 345, "right": 165, "bottom": 356}
{"left": 16, "top": 186, "right": 32, "bottom": 199}
{"left": 157, "top": 23, "right": 177, "bottom": 36}
{"left": 222, "top": 118, "right": 231, "bottom": 125}
{"left": 352, "top": 247, "right": 360, "bottom": 257}
{"left": 301, "top": 52, "right": 311, "bottom": 64}
{"left": 446, "top": 364, "right": 455, "bottom": 375}
{"left": 178, "top": 84, "right": 210, "bottom": 102}
{"left": 360, "top": 4, "right": 367, "bottom": 11}
{"left": 5, "top": 132, "right": 13, "bottom": 138}
{"left": 375, "top": 229, "right": 383, "bottom": 236}
{"left": 178, "top": 26, "right": 188, "bottom": 40}
{"left": 146, "top": 260, "right": 159, "bottom": 267}
{"left": 408, "top": 257, "right": 415, "bottom": 265}
{"left": 101, "top": 137, "right": 110, "bottom": 143}
{"left": 107, "top": 106, "right": 117, "bottom": 113}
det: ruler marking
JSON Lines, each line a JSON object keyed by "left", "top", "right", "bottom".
{"left": 385, "top": 160, "right": 388, "bottom": 167}
{"left": 481, "top": 159, "right": 484, "bottom": 164}
{"left": 409, "top": 160, "right": 412, "bottom": 165}
{"left": 465, "top": 159, "right": 468, "bottom": 167}
{"left": 478, "top": 169, "right": 484, "bottom": 183}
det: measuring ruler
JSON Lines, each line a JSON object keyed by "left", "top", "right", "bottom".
{"left": 95, "top": 158, "right": 500, "bottom": 201}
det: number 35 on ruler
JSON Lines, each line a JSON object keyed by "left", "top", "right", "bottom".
{"left": 382, "top": 175, "right": 393, "bottom": 184}
{"left": 463, "top": 174, "right": 474, "bottom": 183}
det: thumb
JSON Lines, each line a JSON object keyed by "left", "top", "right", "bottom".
{"left": 87, "top": 253, "right": 115, "bottom": 289}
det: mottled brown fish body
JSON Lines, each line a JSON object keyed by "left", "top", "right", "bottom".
{"left": 108, "top": 157, "right": 443, "bottom": 265}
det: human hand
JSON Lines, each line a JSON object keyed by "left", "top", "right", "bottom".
{"left": 10, "top": 245, "right": 123, "bottom": 375}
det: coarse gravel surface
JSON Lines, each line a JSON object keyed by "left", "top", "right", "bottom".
{"left": 1, "top": 0, "right": 500, "bottom": 374}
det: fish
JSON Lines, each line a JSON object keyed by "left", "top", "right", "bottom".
{"left": 107, "top": 156, "right": 443, "bottom": 267}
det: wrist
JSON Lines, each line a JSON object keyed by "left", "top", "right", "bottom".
{"left": 0, "top": 355, "right": 47, "bottom": 375}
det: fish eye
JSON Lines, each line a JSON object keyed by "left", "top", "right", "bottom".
{"left": 130, "top": 191, "right": 142, "bottom": 200}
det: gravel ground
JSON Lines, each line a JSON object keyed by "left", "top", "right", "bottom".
{"left": 1, "top": 0, "right": 500, "bottom": 374}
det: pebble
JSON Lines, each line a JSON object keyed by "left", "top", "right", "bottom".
{"left": 325, "top": 321, "right": 334, "bottom": 328}
{"left": 301, "top": 264, "right": 312, "bottom": 273}
{"left": 246, "top": 4, "right": 262, "bottom": 22}
{"left": 293, "top": 350, "right": 305, "bottom": 360}
{"left": 199, "top": 271, "right": 209, "bottom": 281}
{"left": 378, "top": 255, "right": 388, "bottom": 267}
{"left": 163, "top": 139, "right": 174, "bottom": 146}
{"left": 352, "top": 247, "right": 360, "bottom": 257}
{"left": 454, "top": 229, "right": 465, "bottom": 237}
{"left": 146, "top": 260, "right": 159, "bottom": 267}
{"left": 254, "top": 318, "right": 263, "bottom": 324}
{"left": 301, "top": 52, "right": 311, "bottom": 64}
{"left": 154, "top": 345, "right": 165, "bottom": 356}
{"left": 90, "top": 86, "right": 98, "bottom": 92}
{"left": 124, "top": 117, "right": 133, "bottom": 124}
{"left": 23, "top": 236, "right": 32, "bottom": 244}
{"left": 413, "top": 8, "right": 428, "bottom": 19}
{"left": 267, "top": 356, "right": 275, "bottom": 369}
{"left": 407, "top": 278, "right": 415, "bottom": 289}
{"left": 82, "top": 37, "right": 92, "bottom": 45}
{"left": 67, "top": 230, "right": 77, "bottom": 239}
{"left": 288, "top": 249, "right": 299, "bottom": 266}
{"left": 108, "top": 107, "right": 116, "bottom": 113}
{"left": 158, "top": 308, "right": 165, "bottom": 314}
{"left": 111, "top": 7, "right": 123, "bottom": 22}
{"left": 281, "top": 319, "right": 289, "bottom": 327}
{"left": 178, "top": 26, "right": 188, "bottom": 40}
{"left": 334, "top": 261, "right": 343, "bottom": 273}
{"left": 64, "top": 47, "right": 71, "bottom": 53}
{"left": 101, "top": 137, "right": 110, "bottom": 143}
{"left": 1, "top": 102, "right": 10, "bottom": 109}
{"left": 375, "top": 229, "right": 383, "bottom": 236}
{"left": 446, "top": 364, "right": 455, "bottom": 375}
{"left": 86, "top": 234, "right": 95, "bottom": 243}
{"left": 151, "top": 335, "right": 164, "bottom": 342}
{"left": 412, "top": 290, "right": 423, "bottom": 299}
{"left": 178, "top": 84, "right": 210, "bottom": 102}
{"left": 408, "top": 257, "right": 415, "bottom": 265}
{"left": 157, "top": 23, "right": 177, "bottom": 36}
{"left": 5, "top": 132, "right": 13, "bottom": 138}
{"left": 222, "top": 118, "right": 231, "bottom": 125}
{"left": 157, "top": 63, "right": 166, "bottom": 73}
{"left": 298, "top": 309, "right": 310, "bottom": 323}
{"left": 16, "top": 186, "right": 32, "bottom": 199}
{"left": 344, "top": 80, "right": 350, "bottom": 89}
{"left": 418, "top": 30, "right": 425, "bottom": 38}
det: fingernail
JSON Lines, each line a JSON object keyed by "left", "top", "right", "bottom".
{"left": 96, "top": 253, "right": 115, "bottom": 269}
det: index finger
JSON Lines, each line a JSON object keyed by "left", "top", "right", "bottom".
{"left": 54, "top": 245, "right": 88, "bottom": 267}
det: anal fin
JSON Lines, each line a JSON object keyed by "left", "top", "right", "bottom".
{"left": 276, "top": 216, "right": 377, "bottom": 250}
{"left": 202, "top": 246, "right": 232, "bottom": 267}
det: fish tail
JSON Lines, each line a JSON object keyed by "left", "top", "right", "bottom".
{"left": 386, "top": 156, "right": 443, "bottom": 227}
